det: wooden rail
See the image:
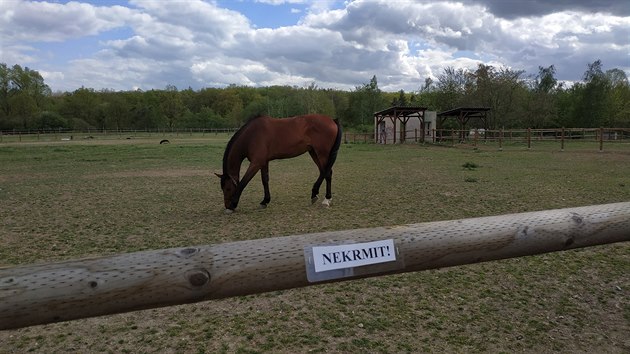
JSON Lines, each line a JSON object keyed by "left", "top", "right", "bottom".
{"left": 368, "top": 127, "right": 630, "bottom": 149}
{"left": 1, "top": 202, "right": 629, "bottom": 330}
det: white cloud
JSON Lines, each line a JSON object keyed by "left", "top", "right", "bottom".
{"left": 0, "top": 0, "right": 136, "bottom": 42}
{"left": 464, "top": 0, "right": 630, "bottom": 19}
{"left": 0, "top": 0, "right": 628, "bottom": 92}
{"left": 129, "top": 0, "right": 250, "bottom": 46}
{"left": 0, "top": 44, "right": 39, "bottom": 65}
{"left": 256, "top": 0, "right": 307, "bottom": 4}
{"left": 39, "top": 70, "right": 64, "bottom": 84}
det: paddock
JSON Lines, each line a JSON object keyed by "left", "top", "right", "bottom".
{"left": 0, "top": 138, "right": 628, "bottom": 352}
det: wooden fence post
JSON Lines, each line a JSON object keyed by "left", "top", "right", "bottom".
{"left": 527, "top": 128, "right": 531, "bottom": 150}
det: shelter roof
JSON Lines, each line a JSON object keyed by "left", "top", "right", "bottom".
{"left": 437, "top": 107, "right": 490, "bottom": 118}
{"left": 374, "top": 106, "right": 428, "bottom": 117}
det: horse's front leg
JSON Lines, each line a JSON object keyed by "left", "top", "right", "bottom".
{"left": 228, "top": 162, "right": 261, "bottom": 210}
{"left": 259, "top": 163, "right": 271, "bottom": 208}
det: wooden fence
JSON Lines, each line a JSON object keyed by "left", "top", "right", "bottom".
{"left": 1, "top": 202, "right": 628, "bottom": 330}
{"left": 432, "top": 127, "right": 630, "bottom": 151}
{"left": 365, "top": 127, "right": 630, "bottom": 151}
{"left": 3, "top": 128, "right": 628, "bottom": 149}
{"left": 344, "top": 132, "right": 375, "bottom": 144}
{"left": 0, "top": 128, "right": 238, "bottom": 143}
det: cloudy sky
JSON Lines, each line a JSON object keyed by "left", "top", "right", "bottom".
{"left": 1, "top": 0, "right": 628, "bottom": 93}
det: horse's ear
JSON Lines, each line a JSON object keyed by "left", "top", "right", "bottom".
{"left": 214, "top": 173, "right": 223, "bottom": 179}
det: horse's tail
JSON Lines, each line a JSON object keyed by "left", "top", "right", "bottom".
{"left": 324, "top": 119, "right": 342, "bottom": 174}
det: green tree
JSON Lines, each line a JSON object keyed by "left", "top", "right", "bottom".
{"left": 101, "top": 91, "right": 131, "bottom": 130}
{"left": 604, "top": 68, "right": 630, "bottom": 127}
{"left": 573, "top": 60, "right": 608, "bottom": 127}
{"left": 345, "top": 75, "right": 386, "bottom": 129}
{"left": 0, "top": 63, "right": 52, "bottom": 129}
{"left": 411, "top": 77, "right": 438, "bottom": 109}
{"left": 59, "top": 87, "right": 101, "bottom": 129}
{"left": 294, "top": 83, "right": 336, "bottom": 117}
{"left": 524, "top": 65, "right": 559, "bottom": 128}
{"left": 466, "top": 64, "right": 526, "bottom": 128}
{"left": 433, "top": 67, "right": 469, "bottom": 112}
{"left": 159, "top": 85, "right": 186, "bottom": 129}
{"left": 129, "top": 90, "right": 163, "bottom": 129}
{"left": 212, "top": 87, "right": 243, "bottom": 125}
{"left": 0, "top": 64, "right": 9, "bottom": 121}
{"left": 390, "top": 89, "right": 408, "bottom": 106}
{"left": 328, "top": 88, "right": 349, "bottom": 120}
{"left": 35, "top": 110, "right": 68, "bottom": 129}
{"left": 535, "top": 65, "right": 558, "bottom": 93}
{"left": 261, "top": 86, "right": 291, "bottom": 117}
{"left": 8, "top": 93, "right": 38, "bottom": 128}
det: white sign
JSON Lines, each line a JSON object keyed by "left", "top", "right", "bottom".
{"left": 312, "top": 239, "right": 396, "bottom": 273}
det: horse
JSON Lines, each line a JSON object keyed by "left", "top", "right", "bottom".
{"left": 215, "top": 114, "right": 342, "bottom": 213}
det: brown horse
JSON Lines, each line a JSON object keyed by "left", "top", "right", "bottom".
{"left": 215, "top": 114, "right": 342, "bottom": 212}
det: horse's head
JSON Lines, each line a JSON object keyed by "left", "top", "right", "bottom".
{"left": 215, "top": 173, "right": 238, "bottom": 211}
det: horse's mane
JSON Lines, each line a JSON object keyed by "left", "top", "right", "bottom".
{"left": 221, "top": 114, "right": 266, "bottom": 180}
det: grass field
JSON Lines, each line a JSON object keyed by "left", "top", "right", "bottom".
{"left": 0, "top": 135, "right": 629, "bottom": 353}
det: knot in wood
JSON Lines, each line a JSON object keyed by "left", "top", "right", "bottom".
{"left": 186, "top": 268, "right": 210, "bottom": 287}
{"left": 179, "top": 248, "right": 199, "bottom": 257}
{"left": 564, "top": 237, "right": 574, "bottom": 247}
{"left": 571, "top": 213, "right": 584, "bottom": 225}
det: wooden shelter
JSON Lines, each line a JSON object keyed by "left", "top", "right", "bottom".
{"left": 437, "top": 107, "right": 490, "bottom": 141}
{"left": 374, "top": 106, "right": 428, "bottom": 144}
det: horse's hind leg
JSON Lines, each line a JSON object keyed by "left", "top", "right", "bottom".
{"left": 311, "top": 174, "right": 324, "bottom": 204}
{"left": 308, "top": 150, "right": 325, "bottom": 204}
{"left": 260, "top": 163, "right": 271, "bottom": 208}
{"left": 309, "top": 149, "right": 335, "bottom": 207}
{"left": 322, "top": 168, "right": 333, "bottom": 206}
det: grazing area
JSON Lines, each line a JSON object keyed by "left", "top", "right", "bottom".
{"left": 0, "top": 136, "right": 629, "bottom": 353}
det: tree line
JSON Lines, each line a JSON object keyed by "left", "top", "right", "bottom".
{"left": 1, "top": 60, "right": 628, "bottom": 132}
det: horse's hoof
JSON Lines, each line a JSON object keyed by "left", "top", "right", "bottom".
{"left": 322, "top": 198, "right": 331, "bottom": 207}
{"left": 311, "top": 196, "right": 319, "bottom": 204}
{"left": 224, "top": 209, "right": 234, "bottom": 214}
{"left": 259, "top": 204, "right": 267, "bottom": 209}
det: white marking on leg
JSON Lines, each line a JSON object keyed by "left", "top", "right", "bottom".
{"left": 322, "top": 198, "right": 331, "bottom": 207}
